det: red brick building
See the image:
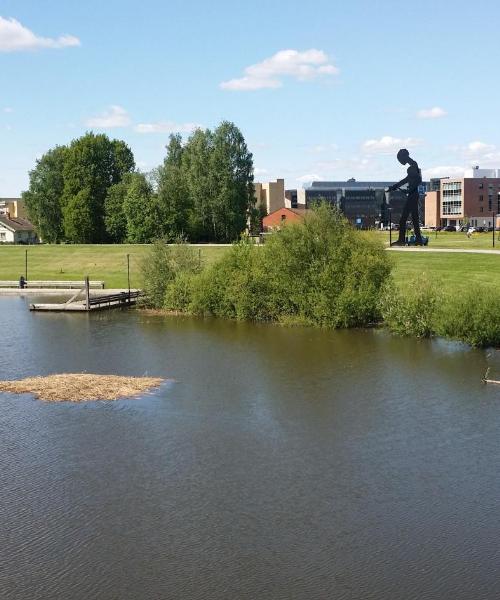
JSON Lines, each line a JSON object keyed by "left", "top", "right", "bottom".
{"left": 425, "top": 168, "right": 500, "bottom": 228}
{"left": 262, "top": 207, "right": 308, "bottom": 231}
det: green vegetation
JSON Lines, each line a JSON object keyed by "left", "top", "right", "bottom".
{"left": 388, "top": 252, "right": 500, "bottom": 294}
{"left": 23, "top": 122, "right": 255, "bottom": 245}
{"left": 373, "top": 229, "right": 500, "bottom": 250}
{"left": 146, "top": 206, "right": 391, "bottom": 328}
{"left": 382, "top": 277, "right": 500, "bottom": 347}
{"left": 380, "top": 276, "right": 440, "bottom": 339}
{"left": 0, "top": 244, "right": 226, "bottom": 288}
{"left": 2, "top": 218, "right": 500, "bottom": 346}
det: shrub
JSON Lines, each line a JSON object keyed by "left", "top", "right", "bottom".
{"left": 435, "top": 287, "right": 500, "bottom": 347}
{"left": 380, "top": 276, "right": 439, "bottom": 338}
{"left": 142, "top": 238, "right": 200, "bottom": 308}
{"left": 185, "top": 204, "right": 391, "bottom": 327}
{"left": 164, "top": 271, "right": 197, "bottom": 312}
{"left": 141, "top": 239, "right": 174, "bottom": 308}
{"left": 189, "top": 240, "right": 273, "bottom": 320}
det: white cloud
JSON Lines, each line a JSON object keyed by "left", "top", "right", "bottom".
{"left": 134, "top": 121, "right": 201, "bottom": 134}
{"left": 423, "top": 166, "right": 465, "bottom": 179}
{"left": 417, "top": 106, "right": 447, "bottom": 119}
{"left": 450, "top": 141, "right": 500, "bottom": 168}
{"left": 0, "top": 16, "right": 80, "bottom": 52}
{"left": 466, "top": 141, "right": 495, "bottom": 154}
{"left": 3, "top": 107, "right": 13, "bottom": 113}
{"left": 220, "top": 49, "right": 339, "bottom": 91}
{"left": 254, "top": 167, "right": 269, "bottom": 176}
{"left": 362, "top": 135, "right": 422, "bottom": 154}
{"left": 296, "top": 173, "right": 322, "bottom": 183}
{"left": 86, "top": 105, "right": 131, "bottom": 128}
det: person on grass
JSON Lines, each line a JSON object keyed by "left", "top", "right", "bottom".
{"left": 388, "top": 149, "right": 423, "bottom": 246}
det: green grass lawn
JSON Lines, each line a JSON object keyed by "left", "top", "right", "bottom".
{"left": 1, "top": 242, "right": 499, "bottom": 295}
{"left": 372, "top": 229, "right": 500, "bottom": 250}
{"left": 389, "top": 252, "right": 500, "bottom": 294}
{"left": 0, "top": 244, "right": 228, "bottom": 288}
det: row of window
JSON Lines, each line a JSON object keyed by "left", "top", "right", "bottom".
{"left": 443, "top": 182, "right": 462, "bottom": 191}
{"left": 442, "top": 200, "right": 462, "bottom": 215}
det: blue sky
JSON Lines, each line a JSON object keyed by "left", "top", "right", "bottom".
{"left": 2, "top": 0, "right": 500, "bottom": 195}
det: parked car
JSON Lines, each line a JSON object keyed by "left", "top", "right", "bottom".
{"left": 443, "top": 226, "right": 457, "bottom": 232}
{"left": 476, "top": 227, "right": 486, "bottom": 233}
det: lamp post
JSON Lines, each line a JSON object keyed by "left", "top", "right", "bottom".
{"left": 388, "top": 207, "right": 392, "bottom": 246}
{"left": 25, "top": 249, "right": 28, "bottom": 282}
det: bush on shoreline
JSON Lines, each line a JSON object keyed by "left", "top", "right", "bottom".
{"left": 380, "top": 276, "right": 440, "bottom": 338}
{"left": 381, "top": 276, "right": 500, "bottom": 347}
{"left": 141, "top": 205, "right": 500, "bottom": 348}
{"left": 144, "top": 205, "right": 391, "bottom": 327}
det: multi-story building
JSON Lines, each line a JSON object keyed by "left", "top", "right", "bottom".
{"left": 254, "top": 179, "right": 285, "bottom": 214}
{"left": 295, "top": 180, "right": 413, "bottom": 228}
{"left": 425, "top": 167, "right": 500, "bottom": 228}
{"left": 0, "top": 198, "right": 27, "bottom": 220}
{"left": 285, "top": 189, "right": 298, "bottom": 209}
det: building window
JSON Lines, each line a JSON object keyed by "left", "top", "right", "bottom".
{"left": 281, "top": 214, "right": 286, "bottom": 221}
{"left": 0, "top": 232, "right": 5, "bottom": 240}
{"left": 479, "top": 183, "right": 484, "bottom": 189}
{"left": 480, "top": 206, "right": 484, "bottom": 213}
{"left": 479, "top": 195, "right": 483, "bottom": 201}
{"left": 442, "top": 181, "right": 462, "bottom": 215}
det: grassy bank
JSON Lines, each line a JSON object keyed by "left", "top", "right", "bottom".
{"left": 1, "top": 242, "right": 499, "bottom": 295}
{"left": 390, "top": 252, "right": 500, "bottom": 294}
{"left": 0, "top": 244, "right": 228, "bottom": 288}
{"left": 373, "top": 229, "right": 500, "bottom": 250}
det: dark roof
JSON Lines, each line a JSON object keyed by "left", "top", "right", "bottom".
{"left": 0, "top": 215, "right": 35, "bottom": 231}
{"left": 309, "top": 181, "right": 396, "bottom": 189}
{"left": 308, "top": 180, "right": 429, "bottom": 190}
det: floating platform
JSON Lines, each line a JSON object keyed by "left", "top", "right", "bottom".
{"left": 29, "top": 282, "right": 141, "bottom": 312}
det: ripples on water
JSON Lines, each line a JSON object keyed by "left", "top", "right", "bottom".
{"left": 0, "top": 297, "right": 500, "bottom": 599}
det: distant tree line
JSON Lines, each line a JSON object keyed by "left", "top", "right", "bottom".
{"left": 23, "top": 122, "right": 256, "bottom": 244}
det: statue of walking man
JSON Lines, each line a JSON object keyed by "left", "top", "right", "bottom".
{"left": 388, "top": 149, "right": 423, "bottom": 245}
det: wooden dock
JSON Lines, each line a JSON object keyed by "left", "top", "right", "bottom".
{"left": 29, "top": 277, "right": 141, "bottom": 312}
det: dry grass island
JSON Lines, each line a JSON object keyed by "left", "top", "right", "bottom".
{"left": 0, "top": 373, "right": 163, "bottom": 402}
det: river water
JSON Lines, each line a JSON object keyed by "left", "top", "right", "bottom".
{"left": 0, "top": 297, "right": 499, "bottom": 599}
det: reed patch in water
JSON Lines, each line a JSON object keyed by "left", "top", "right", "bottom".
{"left": 0, "top": 373, "right": 163, "bottom": 402}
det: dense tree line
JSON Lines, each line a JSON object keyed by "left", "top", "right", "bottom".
{"left": 23, "top": 122, "right": 255, "bottom": 244}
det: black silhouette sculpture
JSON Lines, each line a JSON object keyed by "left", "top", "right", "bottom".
{"left": 388, "top": 149, "right": 422, "bottom": 245}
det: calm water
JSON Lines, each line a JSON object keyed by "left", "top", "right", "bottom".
{"left": 0, "top": 297, "right": 499, "bottom": 599}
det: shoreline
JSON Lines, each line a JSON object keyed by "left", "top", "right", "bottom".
{"left": 0, "top": 288, "right": 138, "bottom": 296}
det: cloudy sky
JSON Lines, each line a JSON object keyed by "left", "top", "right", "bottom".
{"left": 1, "top": 0, "right": 500, "bottom": 195}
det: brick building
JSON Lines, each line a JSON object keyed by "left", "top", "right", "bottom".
{"left": 425, "top": 167, "right": 500, "bottom": 228}
{"left": 262, "top": 207, "right": 308, "bottom": 231}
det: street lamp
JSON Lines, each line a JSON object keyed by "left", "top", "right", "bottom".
{"left": 493, "top": 212, "right": 500, "bottom": 248}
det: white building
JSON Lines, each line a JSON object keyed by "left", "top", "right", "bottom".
{"left": 0, "top": 215, "right": 38, "bottom": 244}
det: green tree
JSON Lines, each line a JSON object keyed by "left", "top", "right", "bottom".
{"left": 157, "top": 134, "right": 191, "bottom": 239}
{"left": 123, "top": 172, "right": 160, "bottom": 243}
{"left": 62, "top": 132, "right": 135, "bottom": 242}
{"left": 182, "top": 128, "right": 214, "bottom": 240}
{"left": 209, "top": 121, "right": 254, "bottom": 242}
{"left": 22, "top": 145, "right": 67, "bottom": 243}
{"left": 104, "top": 174, "right": 134, "bottom": 243}
{"left": 63, "top": 188, "right": 95, "bottom": 243}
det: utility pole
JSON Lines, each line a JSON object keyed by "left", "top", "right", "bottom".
{"left": 25, "top": 249, "right": 28, "bottom": 281}
{"left": 127, "top": 254, "right": 130, "bottom": 300}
